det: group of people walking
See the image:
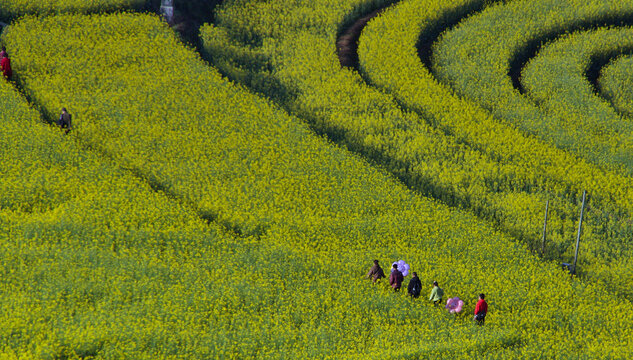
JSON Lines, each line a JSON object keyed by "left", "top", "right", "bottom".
{"left": 367, "top": 260, "right": 488, "bottom": 325}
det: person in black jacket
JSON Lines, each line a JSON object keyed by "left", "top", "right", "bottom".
{"left": 407, "top": 272, "right": 422, "bottom": 298}
{"left": 58, "top": 108, "right": 72, "bottom": 134}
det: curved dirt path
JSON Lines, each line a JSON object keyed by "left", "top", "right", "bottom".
{"left": 336, "top": 8, "right": 387, "bottom": 68}
{"left": 336, "top": 1, "right": 491, "bottom": 72}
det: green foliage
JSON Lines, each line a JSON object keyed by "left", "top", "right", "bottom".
{"left": 521, "top": 26, "right": 633, "bottom": 164}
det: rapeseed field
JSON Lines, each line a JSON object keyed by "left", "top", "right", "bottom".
{"left": 2, "top": 0, "right": 633, "bottom": 358}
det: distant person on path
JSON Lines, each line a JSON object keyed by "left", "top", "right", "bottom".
{"left": 1, "top": 51, "right": 12, "bottom": 79}
{"left": 389, "top": 263, "right": 404, "bottom": 291}
{"left": 429, "top": 280, "right": 444, "bottom": 306}
{"left": 366, "top": 259, "right": 386, "bottom": 282}
{"left": 407, "top": 272, "right": 422, "bottom": 298}
{"left": 0, "top": 46, "right": 7, "bottom": 59}
{"left": 474, "top": 293, "right": 488, "bottom": 325}
{"left": 58, "top": 108, "right": 72, "bottom": 134}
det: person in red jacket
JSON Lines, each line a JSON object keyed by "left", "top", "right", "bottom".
{"left": 1, "top": 52, "right": 11, "bottom": 79}
{"left": 389, "top": 263, "right": 404, "bottom": 291}
{"left": 474, "top": 293, "right": 488, "bottom": 325}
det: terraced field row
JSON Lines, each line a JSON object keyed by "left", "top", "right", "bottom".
{"left": 601, "top": 55, "right": 633, "bottom": 117}
{"left": 522, "top": 26, "right": 633, "bottom": 129}
{"left": 433, "top": 0, "right": 633, "bottom": 173}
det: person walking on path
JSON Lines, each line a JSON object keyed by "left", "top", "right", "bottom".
{"left": 389, "top": 263, "right": 404, "bottom": 291}
{"left": 407, "top": 272, "right": 422, "bottom": 298}
{"left": 0, "top": 46, "right": 7, "bottom": 59}
{"left": 429, "top": 280, "right": 444, "bottom": 306}
{"left": 366, "top": 259, "right": 386, "bottom": 282}
{"left": 58, "top": 108, "right": 72, "bottom": 134}
{"left": 474, "top": 293, "right": 488, "bottom": 325}
{"left": 1, "top": 51, "right": 12, "bottom": 80}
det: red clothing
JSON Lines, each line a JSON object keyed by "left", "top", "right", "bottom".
{"left": 389, "top": 269, "right": 404, "bottom": 289}
{"left": 1, "top": 57, "right": 11, "bottom": 79}
{"left": 474, "top": 299, "right": 488, "bottom": 315}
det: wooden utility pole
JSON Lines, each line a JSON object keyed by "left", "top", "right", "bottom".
{"left": 160, "top": 0, "right": 174, "bottom": 23}
{"left": 571, "top": 190, "right": 587, "bottom": 275}
{"left": 541, "top": 199, "right": 549, "bottom": 257}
